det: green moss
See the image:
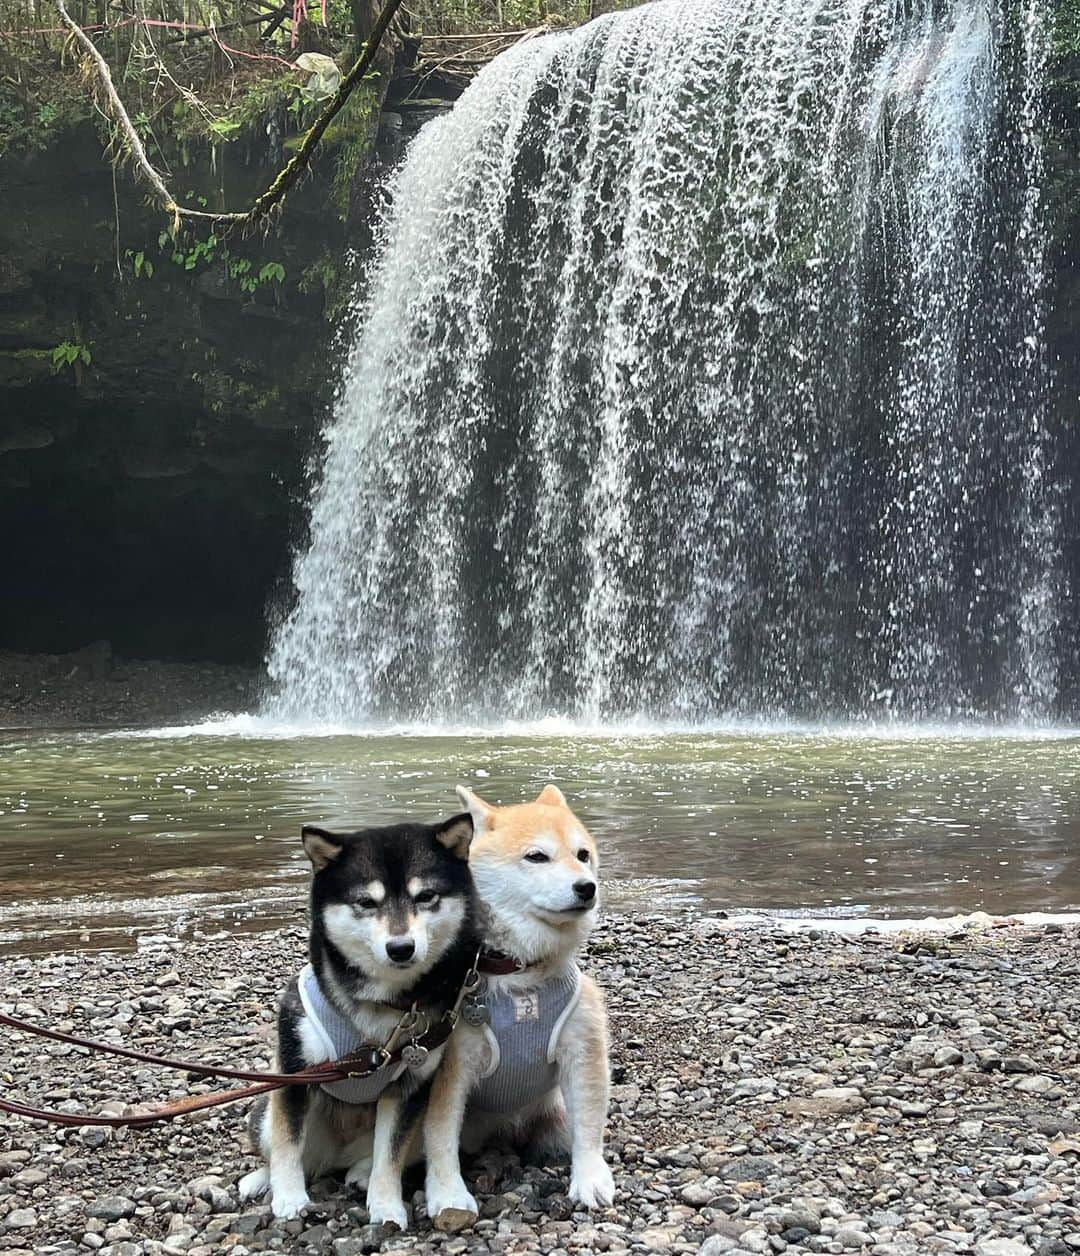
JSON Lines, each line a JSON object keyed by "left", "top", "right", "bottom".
{"left": 0, "top": 78, "right": 90, "bottom": 158}
{"left": 300, "top": 252, "right": 359, "bottom": 322}
{"left": 0, "top": 348, "right": 51, "bottom": 361}
{"left": 0, "top": 343, "right": 90, "bottom": 368}
{"left": 329, "top": 82, "right": 383, "bottom": 218}
{"left": 299, "top": 255, "right": 340, "bottom": 297}
{"left": 197, "top": 366, "right": 284, "bottom": 417}
{"left": 174, "top": 74, "right": 328, "bottom": 149}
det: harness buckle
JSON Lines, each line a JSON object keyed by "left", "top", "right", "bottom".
{"left": 347, "top": 1046, "right": 391, "bottom": 1077}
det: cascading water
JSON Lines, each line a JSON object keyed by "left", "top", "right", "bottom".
{"left": 266, "top": 0, "right": 1060, "bottom": 725}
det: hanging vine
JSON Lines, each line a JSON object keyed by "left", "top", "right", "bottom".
{"left": 54, "top": 0, "right": 404, "bottom": 235}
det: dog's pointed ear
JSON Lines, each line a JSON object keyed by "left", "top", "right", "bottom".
{"left": 456, "top": 784, "right": 496, "bottom": 837}
{"left": 433, "top": 812, "right": 473, "bottom": 860}
{"left": 301, "top": 826, "right": 344, "bottom": 872}
{"left": 535, "top": 783, "right": 566, "bottom": 807}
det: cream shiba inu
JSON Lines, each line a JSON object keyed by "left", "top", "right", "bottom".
{"left": 422, "top": 784, "right": 615, "bottom": 1230}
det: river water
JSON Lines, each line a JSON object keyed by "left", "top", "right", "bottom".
{"left": 2, "top": 723, "right": 1078, "bottom": 952}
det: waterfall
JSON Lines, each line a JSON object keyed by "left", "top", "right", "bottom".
{"left": 266, "top": 0, "right": 1058, "bottom": 725}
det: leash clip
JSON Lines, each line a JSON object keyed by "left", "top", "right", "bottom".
{"left": 348, "top": 1045, "right": 391, "bottom": 1077}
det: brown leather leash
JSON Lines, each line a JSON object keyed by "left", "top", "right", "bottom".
{"left": 0, "top": 950, "right": 517, "bottom": 1129}
{"left": 0, "top": 1003, "right": 457, "bottom": 1129}
{"left": 0, "top": 1011, "right": 352, "bottom": 1084}
{"left": 0, "top": 1079, "right": 297, "bottom": 1128}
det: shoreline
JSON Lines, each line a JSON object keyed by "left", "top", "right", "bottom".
{"left": 5, "top": 873, "right": 1079, "bottom": 959}
{"left": 0, "top": 650, "right": 259, "bottom": 730}
{"left": 4, "top": 651, "right": 1080, "bottom": 739}
{"left": 1, "top": 914, "right": 1077, "bottom": 1256}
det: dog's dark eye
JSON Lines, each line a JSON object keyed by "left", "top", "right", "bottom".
{"left": 353, "top": 897, "right": 377, "bottom": 911}
{"left": 524, "top": 851, "right": 550, "bottom": 863}
{"left": 414, "top": 889, "right": 439, "bottom": 905}
{"left": 577, "top": 849, "right": 590, "bottom": 863}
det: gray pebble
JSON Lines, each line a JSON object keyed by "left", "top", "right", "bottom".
{"left": 88, "top": 1198, "right": 137, "bottom": 1222}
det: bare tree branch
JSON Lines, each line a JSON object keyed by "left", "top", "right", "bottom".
{"left": 57, "top": 0, "right": 179, "bottom": 219}
{"left": 161, "top": 9, "right": 291, "bottom": 46}
{"left": 56, "top": 0, "right": 404, "bottom": 235}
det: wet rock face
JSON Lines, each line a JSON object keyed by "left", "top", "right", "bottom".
{"left": 0, "top": 126, "right": 370, "bottom": 663}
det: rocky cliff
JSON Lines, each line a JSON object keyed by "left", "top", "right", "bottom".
{"left": 0, "top": 86, "right": 432, "bottom": 663}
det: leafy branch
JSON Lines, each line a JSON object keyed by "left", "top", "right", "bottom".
{"left": 55, "top": 0, "right": 404, "bottom": 236}
{"left": 52, "top": 341, "right": 93, "bottom": 370}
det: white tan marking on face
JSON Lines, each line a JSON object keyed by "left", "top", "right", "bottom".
{"left": 364, "top": 880, "right": 386, "bottom": 904}
{"left": 457, "top": 785, "right": 601, "bottom": 954}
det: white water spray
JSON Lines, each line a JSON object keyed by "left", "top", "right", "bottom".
{"left": 267, "top": 0, "right": 1057, "bottom": 725}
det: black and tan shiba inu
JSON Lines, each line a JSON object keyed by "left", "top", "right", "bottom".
{"left": 422, "top": 784, "right": 615, "bottom": 1230}
{"left": 239, "top": 814, "right": 478, "bottom": 1226}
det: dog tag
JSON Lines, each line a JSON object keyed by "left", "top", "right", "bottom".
{"left": 402, "top": 1042, "right": 429, "bottom": 1071}
{"left": 462, "top": 998, "right": 489, "bottom": 1027}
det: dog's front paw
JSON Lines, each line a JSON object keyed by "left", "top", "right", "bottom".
{"left": 569, "top": 1154, "right": 615, "bottom": 1209}
{"left": 367, "top": 1194, "right": 409, "bottom": 1232}
{"left": 269, "top": 1184, "right": 311, "bottom": 1220}
{"left": 427, "top": 1180, "right": 479, "bottom": 1233}
{"left": 238, "top": 1167, "right": 269, "bottom": 1201}
{"left": 345, "top": 1155, "right": 372, "bottom": 1191}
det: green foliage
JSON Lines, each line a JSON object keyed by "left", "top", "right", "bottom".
{"left": 50, "top": 341, "right": 92, "bottom": 371}
{"left": 1045, "top": 2, "right": 1080, "bottom": 254}
{"left": 174, "top": 79, "right": 305, "bottom": 148}
{"left": 329, "top": 85, "right": 381, "bottom": 217}
{"left": 126, "top": 249, "right": 155, "bottom": 279}
{"left": 300, "top": 253, "right": 358, "bottom": 322}
{"left": 165, "top": 231, "right": 286, "bottom": 294}
{"left": 194, "top": 364, "right": 283, "bottom": 416}
{"left": 299, "top": 255, "right": 340, "bottom": 297}
{"left": 0, "top": 0, "right": 644, "bottom": 175}
{"left": 207, "top": 116, "right": 243, "bottom": 141}
{"left": 0, "top": 0, "right": 645, "bottom": 166}
{"left": 407, "top": 0, "right": 639, "bottom": 35}
{"left": 36, "top": 102, "right": 61, "bottom": 130}
{"left": 172, "top": 233, "right": 221, "bottom": 270}
{"left": 0, "top": 76, "right": 89, "bottom": 158}
{"left": 229, "top": 256, "right": 254, "bottom": 285}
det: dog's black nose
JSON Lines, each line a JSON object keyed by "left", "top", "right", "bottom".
{"left": 573, "top": 879, "right": 597, "bottom": 903}
{"left": 386, "top": 938, "right": 415, "bottom": 962}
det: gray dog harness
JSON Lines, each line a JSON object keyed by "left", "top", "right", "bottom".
{"left": 468, "top": 965, "right": 582, "bottom": 1114}
{"left": 297, "top": 964, "right": 408, "bottom": 1104}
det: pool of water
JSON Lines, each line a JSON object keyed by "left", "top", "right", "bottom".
{"left": 1, "top": 721, "right": 1078, "bottom": 951}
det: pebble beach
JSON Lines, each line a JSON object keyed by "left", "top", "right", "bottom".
{"left": 1, "top": 915, "right": 1078, "bottom": 1256}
